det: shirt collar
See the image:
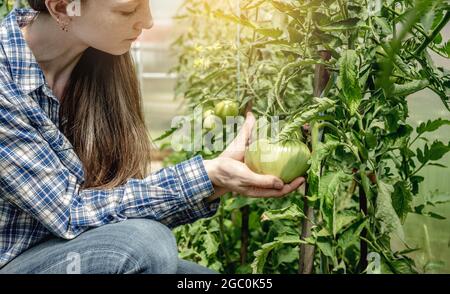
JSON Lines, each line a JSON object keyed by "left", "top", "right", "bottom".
{"left": 1, "top": 8, "right": 47, "bottom": 95}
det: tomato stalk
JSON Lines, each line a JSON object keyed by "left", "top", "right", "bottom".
{"left": 412, "top": 11, "right": 450, "bottom": 57}
{"left": 299, "top": 50, "right": 331, "bottom": 274}
{"left": 239, "top": 7, "right": 259, "bottom": 266}
{"left": 240, "top": 205, "right": 250, "bottom": 265}
{"left": 219, "top": 198, "right": 232, "bottom": 267}
{"left": 298, "top": 124, "right": 319, "bottom": 274}
{"left": 357, "top": 183, "right": 368, "bottom": 272}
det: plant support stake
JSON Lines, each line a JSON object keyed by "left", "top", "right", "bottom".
{"left": 299, "top": 50, "right": 331, "bottom": 274}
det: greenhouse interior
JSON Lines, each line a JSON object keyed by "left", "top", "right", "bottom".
{"left": 0, "top": 0, "right": 449, "bottom": 277}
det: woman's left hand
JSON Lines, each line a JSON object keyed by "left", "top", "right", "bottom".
{"left": 204, "top": 112, "right": 305, "bottom": 201}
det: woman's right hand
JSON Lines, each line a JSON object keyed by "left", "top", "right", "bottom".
{"left": 204, "top": 157, "right": 305, "bottom": 202}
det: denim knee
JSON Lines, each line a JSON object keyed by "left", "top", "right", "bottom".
{"left": 77, "top": 219, "right": 178, "bottom": 274}
{"left": 113, "top": 219, "right": 179, "bottom": 274}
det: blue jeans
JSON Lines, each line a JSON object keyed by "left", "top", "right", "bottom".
{"left": 0, "top": 219, "right": 218, "bottom": 274}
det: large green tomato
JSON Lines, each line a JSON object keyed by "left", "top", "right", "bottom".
{"left": 214, "top": 100, "right": 239, "bottom": 122}
{"left": 244, "top": 139, "right": 311, "bottom": 183}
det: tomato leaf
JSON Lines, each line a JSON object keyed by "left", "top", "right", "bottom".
{"left": 392, "top": 181, "right": 413, "bottom": 223}
{"left": 261, "top": 205, "right": 305, "bottom": 223}
{"left": 428, "top": 140, "right": 450, "bottom": 161}
{"left": 376, "top": 181, "right": 404, "bottom": 239}
{"left": 416, "top": 118, "right": 450, "bottom": 135}
{"left": 338, "top": 50, "right": 362, "bottom": 115}
{"left": 318, "top": 18, "right": 362, "bottom": 31}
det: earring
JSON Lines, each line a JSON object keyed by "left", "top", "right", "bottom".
{"left": 56, "top": 17, "right": 69, "bottom": 32}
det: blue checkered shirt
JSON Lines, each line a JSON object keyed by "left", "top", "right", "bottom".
{"left": 0, "top": 8, "right": 219, "bottom": 269}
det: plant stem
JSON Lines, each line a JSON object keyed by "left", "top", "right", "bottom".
{"left": 413, "top": 11, "right": 450, "bottom": 57}
{"left": 299, "top": 51, "right": 331, "bottom": 274}
{"left": 411, "top": 161, "right": 427, "bottom": 177}
{"left": 337, "top": 0, "right": 348, "bottom": 19}
{"left": 384, "top": 5, "right": 428, "bottom": 38}
{"left": 299, "top": 182, "right": 315, "bottom": 274}
{"left": 219, "top": 198, "right": 232, "bottom": 266}
{"left": 357, "top": 184, "right": 368, "bottom": 272}
{"left": 239, "top": 8, "right": 259, "bottom": 266}
{"left": 240, "top": 205, "right": 250, "bottom": 265}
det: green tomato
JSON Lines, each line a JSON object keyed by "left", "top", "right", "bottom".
{"left": 244, "top": 139, "right": 311, "bottom": 183}
{"left": 202, "top": 108, "right": 220, "bottom": 130}
{"left": 203, "top": 113, "right": 220, "bottom": 130}
{"left": 202, "top": 108, "right": 215, "bottom": 119}
{"left": 214, "top": 100, "right": 239, "bottom": 122}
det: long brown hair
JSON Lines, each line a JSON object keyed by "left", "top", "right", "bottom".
{"left": 27, "top": 0, "right": 153, "bottom": 189}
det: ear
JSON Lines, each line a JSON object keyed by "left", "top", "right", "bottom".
{"left": 44, "top": 0, "right": 73, "bottom": 21}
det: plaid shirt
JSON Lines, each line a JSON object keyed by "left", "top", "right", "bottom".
{"left": 0, "top": 8, "right": 219, "bottom": 269}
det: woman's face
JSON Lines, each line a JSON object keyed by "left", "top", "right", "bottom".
{"left": 69, "top": 0, "right": 153, "bottom": 55}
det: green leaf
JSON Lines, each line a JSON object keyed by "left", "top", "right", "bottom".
{"left": 428, "top": 192, "right": 450, "bottom": 205}
{"left": 365, "top": 132, "right": 377, "bottom": 149}
{"left": 270, "top": 0, "right": 303, "bottom": 19}
{"left": 414, "top": 205, "right": 446, "bottom": 220}
{"left": 376, "top": 181, "right": 404, "bottom": 239}
{"left": 424, "top": 261, "right": 446, "bottom": 273}
{"left": 334, "top": 212, "right": 358, "bottom": 235}
{"left": 261, "top": 204, "right": 305, "bottom": 223}
{"left": 316, "top": 237, "right": 333, "bottom": 258}
{"left": 307, "top": 140, "right": 341, "bottom": 202}
{"left": 392, "top": 80, "right": 430, "bottom": 97}
{"left": 256, "top": 28, "right": 284, "bottom": 38}
{"left": 426, "top": 212, "right": 446, "bottom": 220}
{"left": 337, "top": 217, "right": 367, "bottom": 248}
{"left": 387, "top": 258, "right": 417, "bottom": 274}
{"left": 416, "top": 148, "right": 425, "bottom": 164}
{"left": 213, "top": 10, "right": 255, "bottom": 29}
{"left": 204, "top": 232, "right": 219, "bottom": 257}
{"left": 428, "top": 162, "right": 447, "bottom": 168}
{"left": 318, "top": 18, "right": 362, "bottom": 31}
{"left": 279, "top": 97, "right": 336, "bottom": 140}
{"left": 373, "top": 16, "right": 393, "bottom": 35}
{"left": 319, "top": 171, "right": 353, "bottom": 236}
{"left": 312, "top": 30, "right": 343, "bottom": 47}
{"left": 410, "top": 175, "right": 425, "bottom": 195}
{"left": 428, "top": 141, "right": 450, "bottom": 161}
{"left": 228, "top": 197, "right": 257, "bottom": 210}
{"left": 153, "top": 122, "right": 183, "bottom": 142}
{"left": 338, "top": 50, "right": 362, "bottom": 114}
{"left": 392, "top": 181, "right": 413, "bottom": 223}
{"left": 251, "top": 235, "right": 300, "bottom": 273}
{"left": 352, "top": 132, "right": 368, "bottom": 161}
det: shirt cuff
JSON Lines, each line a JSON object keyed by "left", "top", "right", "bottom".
{"left": 174, "top": 155, "right": 220, "bottom": 221}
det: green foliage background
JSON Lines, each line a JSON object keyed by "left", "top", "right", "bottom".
{"left": 165, "top": 0, "right": 450, "bottom": 274}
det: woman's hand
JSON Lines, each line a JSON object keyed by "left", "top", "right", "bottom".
{"left": 203, "top": 112, "right": 305, "bottom": 202}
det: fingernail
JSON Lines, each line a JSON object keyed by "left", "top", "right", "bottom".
{"left": 275, "top": 182, "right": 283, "bottom": 189}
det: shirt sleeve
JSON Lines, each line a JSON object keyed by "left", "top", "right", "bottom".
{"left": 0, "top": 94, "right": 220, "bottom": 239}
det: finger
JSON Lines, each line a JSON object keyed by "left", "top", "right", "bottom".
{"left": 237, "top": 112, "right": 256, "bottom": 145}
{"left": 243, "top": 177, "right": 306, "bottom": 198}
{"left": 243, "top": 188, "right": 287, "bottom": 198}
{"left": 220, "top": 113, "right": 256, "bottom": 161}
{"left": 244, "top": 112, "right": 256, "bottom": 146}
{"left": 278, "top": 177, "right": 305, "bottom": 194}
{"left": 243, "top": 171, "right": 284, "bottom": 190}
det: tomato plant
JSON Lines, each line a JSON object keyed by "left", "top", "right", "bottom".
{"left": 163, "top": 0, "right": 450, "bottom": 274}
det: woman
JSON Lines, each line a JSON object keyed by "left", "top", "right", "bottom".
{"left": 0, "top": 0, "right": 305, "bottom": 274}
